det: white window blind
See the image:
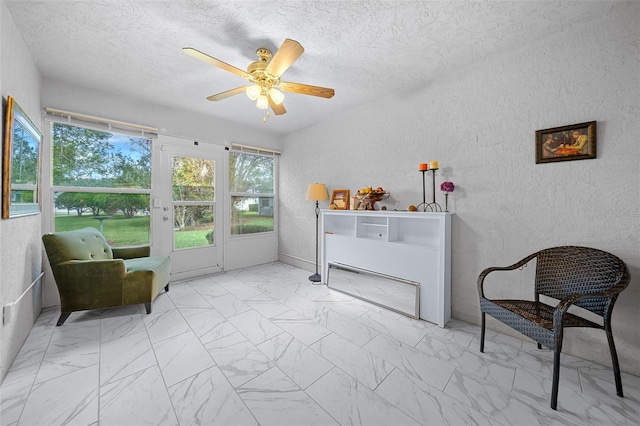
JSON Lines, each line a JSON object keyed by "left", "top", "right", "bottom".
{"left": 44, "top": 107, "right": 158, "bottom": 139}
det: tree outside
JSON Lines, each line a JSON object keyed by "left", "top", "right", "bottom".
{"left": 52, "top": 123, "right": 152, "bottom": 246}
{"left": 171, "top": 156, "right": 214, "bottom": 231}
{"left": 51, "top": 124, "right": 277, "bottom": 247}
{"left": 229, "top": 152, "right": 275, "bottom": 235}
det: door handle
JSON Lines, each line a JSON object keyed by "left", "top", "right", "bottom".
{"left": 163, "top": 216, "right": 169, "bottom": 222}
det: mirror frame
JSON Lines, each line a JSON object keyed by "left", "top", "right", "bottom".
{"left": 2, "top": 96, "right": 43, "bottom": 219}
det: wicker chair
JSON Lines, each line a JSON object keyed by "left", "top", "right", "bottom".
{"left": 478, "top": 246, "right": 630, "bottom": 410}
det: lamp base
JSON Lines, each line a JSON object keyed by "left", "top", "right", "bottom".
{"left": 308, "top": 273, "right": 322, "bottom": 284}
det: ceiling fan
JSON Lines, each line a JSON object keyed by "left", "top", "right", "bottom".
{"left": 183, "top": 39, "right": 335, "bottom": 119}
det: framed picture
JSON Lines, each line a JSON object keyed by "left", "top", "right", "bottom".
{"left": 330, "top": 189, "right": 350, "bottom": 210}
{"left": 535, "top": 121, "right": 596, "bottom": 164}
{"left": 2, "top": 96, "right": 42, "bottom": 219}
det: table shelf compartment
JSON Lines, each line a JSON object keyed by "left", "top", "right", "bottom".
{"left": 356, "top": 216, "right": 388, "bottom": 240}
{"left": 323, "top": 214, "right": 356, "bottom": 237}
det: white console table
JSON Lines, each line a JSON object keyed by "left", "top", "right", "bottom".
{"left": 320, "top": 210, "right": 451, "bottom": 327}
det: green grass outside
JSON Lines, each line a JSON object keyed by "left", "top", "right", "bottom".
{"left": 238, "top": 211, "right": 274, "bottom": 228}
{"left": 174, "top": 229, "right": 212, "bottom": 249}
{"left": 55, "top": 214, "right": 150, "bottom": 246}
{"left": 232, "top": 211, "right": 274, "bottom": 234}
{"left": 55, "top": 211, "right": 274, "bottom": 248}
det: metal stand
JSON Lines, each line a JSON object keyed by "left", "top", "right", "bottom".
{"left": 309, "top": 201, "right": 322, "bottom": 284}
{"left": 416, "top": 169, "right": 442, "bottom": 212}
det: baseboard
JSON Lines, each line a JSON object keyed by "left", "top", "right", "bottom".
{"left": 277, "top": 252, "right": 315, "bottom": 272}
{"left": 170, "top": 265, "right": 223, "bottom": 282}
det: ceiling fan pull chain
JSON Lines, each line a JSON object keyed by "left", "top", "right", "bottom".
{"left": 263, "top": 110, "right": 270, "bottom": 123}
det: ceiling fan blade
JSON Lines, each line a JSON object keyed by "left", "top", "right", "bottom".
{"left": 268, "top": 96, "right": 287, "bottom": 115}
{"left": 279, "top": 81, "right": 335, "bottom": 99}
{"left": 183, "top": 47, "right": 251, "bottom": 80}
{"left": 206, "top": 86, "right": 247, "bottom": 101}
{"left": 265, "top": 39, "right": 304, "bottom": 77}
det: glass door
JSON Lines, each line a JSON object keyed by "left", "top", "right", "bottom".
{"left": 158, "top": 144, "right": 224, "bottom": 279}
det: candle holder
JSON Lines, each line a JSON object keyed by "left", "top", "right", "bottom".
{"left": 416, "top": 168, "right": 442, "bottom": 212}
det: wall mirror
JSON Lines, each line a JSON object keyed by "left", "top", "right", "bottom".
{"left": 2, "top": 96, "right": 42, "bottom": 219}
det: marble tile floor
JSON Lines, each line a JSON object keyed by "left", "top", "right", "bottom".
{"left": 1, "top": 262, "right": 639, "bottom": 426}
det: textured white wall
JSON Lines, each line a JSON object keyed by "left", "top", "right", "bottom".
{"left": 0, "top": 1, "right": 44, "bottom": 383}
{"left": 279, "top": 3, "right": 640, "bottom": 374}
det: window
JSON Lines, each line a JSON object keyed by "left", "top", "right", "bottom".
{"left": 171, "top": 156, "right": 216, "bottom": 249}
{"left": 229, "top": 151, "right": 275, "bottom": 235}
{"left": 51, "top": 122, "right": 152, "bottom": 246}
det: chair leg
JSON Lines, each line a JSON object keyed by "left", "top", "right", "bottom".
{"left": 145, "top": 303, "right": 152, "bottom": 314}
{"left": 56, "top": 312, "right": 71, "bottom": 326}
{"left": 165, "top": 283, "right": 170, "bottom": 292}
{"left": 606, "top": 329, "right": 624, "bottom": 397}
{"left": 551, "top": 349, "right": 561, "bottom": 410}
{"left": 480, "top": 313, "right": 485, "bottom": 353}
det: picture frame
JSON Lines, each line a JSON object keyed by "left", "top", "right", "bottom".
{"left": 2, "top": 96, "right": 42, "bottom": 219}
{"left": 535, "top": 121, "right": 596, "bottom": 164}
{"left": 330, "top": 189, "right": 350, "bottom": 210}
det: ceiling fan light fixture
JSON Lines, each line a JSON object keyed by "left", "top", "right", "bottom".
{"left": 269, "top": 88, "right": 285, "bottom": 105}
{"left": 185, "top": 39, "right": 334, "bottom": 120}
{"left": 256, "top": 94, "right": 269, "bottom": 109}
{"left": 246, "top": 84, "right": 261, "bottom": 101}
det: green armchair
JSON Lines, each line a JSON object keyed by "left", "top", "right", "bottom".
{"left": 42, "top": 227, "right": 171, "bottom": 326}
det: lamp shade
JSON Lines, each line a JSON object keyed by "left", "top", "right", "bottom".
{"left": 256, "top": 94, "right": 269, "bottom": 109}
{"left": 246, "top": 85, "right": 261, "bottom": 101}
{"left": 306, "top": 183, "right": 329, "bottom": 201}
{"left": 269, "top": 88, "right": 285, "bottom": 105}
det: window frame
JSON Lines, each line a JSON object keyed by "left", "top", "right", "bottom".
{"left": 228, "top": 149, "right": 278, "bottom": 238}
{"left": 43, "top": 118, "right": 154, "bottom": 246}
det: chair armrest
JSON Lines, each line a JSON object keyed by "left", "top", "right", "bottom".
{"left": 53, "top": 259, "right": 126, "bottom": 293}
{"left": 55, "top": 259, "right": 126, "bottom": 280}
{"left": 52, "top": 259, "right": 127, "bottom": 310}
{"left": 112, "top": 245, "right": 151, "bottom": 259}
{"left": 553, "top": 286, "right": 628, "bottom": 329}
{"left": 477, "top": 252, "right": 538, "bottom": 298}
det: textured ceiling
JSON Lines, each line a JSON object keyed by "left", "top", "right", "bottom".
{"left": 5, "top": 1, "right": 611, "bottom": 135}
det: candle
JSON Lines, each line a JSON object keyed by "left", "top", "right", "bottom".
{"left": 429, "top": 161, "right": 439, "bottom": 170}
{"left": 419, "top": 163, "right": 428, "bottom": 171}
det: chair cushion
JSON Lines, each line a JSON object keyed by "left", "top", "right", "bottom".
{"left": 122, "top": 256, "right": 171, "bottom": 305}
{"left": 42, "top": 227, "right": 113, "bottom": 265}
{"left": 124, "top": 256, "right": 169, "bottom": 273}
